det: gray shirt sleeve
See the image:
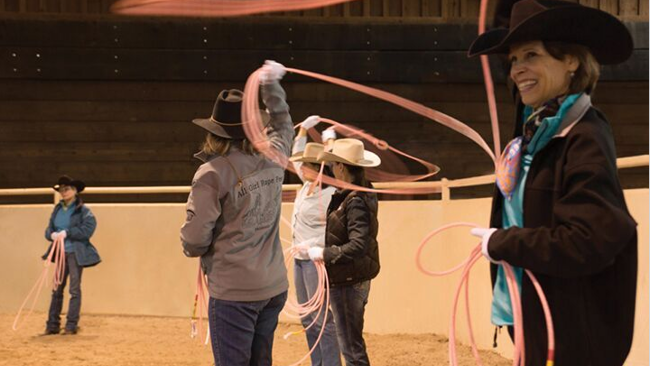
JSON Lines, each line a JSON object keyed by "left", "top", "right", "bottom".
{"left": 291, "top": 135, "right": 307, "bottom": 182}
{"left": 180, "top": 168, "right": 222, "bottom": 257}
{"left": 261, "top": 81, "right": 295, "bottom": 158}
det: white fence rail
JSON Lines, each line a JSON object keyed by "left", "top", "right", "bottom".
{"left": 0, "top": 154, "right": 647, "bottom": 203}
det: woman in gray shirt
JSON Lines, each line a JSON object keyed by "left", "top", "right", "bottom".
{"left": 180, "top": 61, "right": 294, "bottom": 366}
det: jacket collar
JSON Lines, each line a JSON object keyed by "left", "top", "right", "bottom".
{"left": 193, "top": 151, "right": 214, "bottom": 163}
{"left": 57, "top": 197, "right": 84, "bottom": 212}
{"left": 553, "top": 93, "right": 592, "bottom": 138}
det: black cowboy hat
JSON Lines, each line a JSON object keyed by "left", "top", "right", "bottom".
{"left": 468, "top": 0, "right": 633, "bottom": 65}
{"left": 192, "top": 89, "right": 270, "bottom": 140}
{"left": 53, "top": 175, "right": 85, "bottom": 193}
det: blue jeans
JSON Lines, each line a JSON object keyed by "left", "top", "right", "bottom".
{"left": 46, "top": 252, "right": 83, "bottom": 331}
{"left": 294, "top": 259, "right": 342, "bottom": 366}
{"left": 208, "top": 291, "right": 288, "bottom": 366}
{"left": 329, "top": 281, "right": 371, "bottom": 366}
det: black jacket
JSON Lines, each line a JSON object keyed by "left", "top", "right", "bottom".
{"left": 323, "top": 188, "right": 380, "bottom": 286}
{"left": 488, "top": 95, "right": 637, "bottom": 366}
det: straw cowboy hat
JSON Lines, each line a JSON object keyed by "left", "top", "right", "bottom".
{"left": 290, "top": 142, "right": 326, "bottom": 164}
{"left": 192, "top": 89, "right": 270, "bottom": 140}
{"left": 53, "top": 175, "right": 85, "bottom": 193}
{"left": 468, "top": 0, "right": 633, "bottom": 65}
{"left": 317, "top": 139, "right": 381, "bottom": 168}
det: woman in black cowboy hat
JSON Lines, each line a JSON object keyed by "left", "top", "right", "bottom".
{"left": 43, "top": 175, "right": 100, "bottom": 335}
{"left": 467, "top": 1, "right": 638, "bottom": 365}
{"left": 180, "top": 60, "right": 295, "bottom": 366}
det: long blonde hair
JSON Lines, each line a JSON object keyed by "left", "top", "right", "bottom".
{"left": 201, "top": 133, "right": 257, "bottom": 156}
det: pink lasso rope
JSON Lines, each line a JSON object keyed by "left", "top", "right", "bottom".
{"left": 190, "top": 262, "right": 210, "bottom": 345}
{"left": 111, "top": 0, "right": 358, "bottom": 16}
{"left": 281, "top": 247, "right": 331, "bottom": 366}
{"left": 415, "top": 222, "right": 556, "bottom": 366}
{"left": 241, "top": 68, "right": 496, "bottom": 196}
{"left": 478, "top": 0, "right": 501, "bottom": 158}
{"left": 13, "top": 235, "right": 67, "bottom": 331}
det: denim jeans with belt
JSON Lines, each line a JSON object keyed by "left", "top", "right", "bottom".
{"left": 46, "top": 252, "right": 83, "bottom": 332}
{"left": 208, "top": 291, "right": 288, "bottom": 366}
{"left": 329, "top": 280, "right": 371, "bottom": 366}
{"left": 295, "top": 259, "right": 342, "bottom": 366}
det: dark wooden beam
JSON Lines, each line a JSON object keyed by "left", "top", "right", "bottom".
{"left": 1, "top": 44, "right": 646, "bottom": 82}
{"left": 0, "top": 17, "right": 645, "bottom": 50}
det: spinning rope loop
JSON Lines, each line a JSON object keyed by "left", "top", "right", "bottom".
{"left": 112, "top": 0, "right": 358, "bottom": 17}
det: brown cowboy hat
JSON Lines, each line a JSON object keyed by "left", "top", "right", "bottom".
{"left": 53, "top": 175, "right": 85, "bottom": 193}
{"left": 192, "top": 89, "right": 270, "bottom": 140}
{"left": 468, "top": 0, "right": 633, "bottom": 65}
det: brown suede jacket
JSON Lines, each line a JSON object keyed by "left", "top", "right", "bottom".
{"left": 489, "top": 94, "right": 637, "bottom": 366}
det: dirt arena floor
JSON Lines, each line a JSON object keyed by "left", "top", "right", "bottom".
{"left": 0, "top": 312, "right": 511, "bottom": 366}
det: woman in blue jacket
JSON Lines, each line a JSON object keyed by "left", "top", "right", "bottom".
{"left": 43, "top": 175, "right": 100, "bottom": 335}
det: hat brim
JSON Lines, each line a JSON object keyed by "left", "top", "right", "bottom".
{"left": 53, "top": 180, "right": 85, "bottom": 193}
{"left": 317, "top": 150, "right": 381, "bottom": 168}
{"left": 192, "top": 109, "right": 270, "bottom": 139}
{"left": 289, "top": 152, "right": 321, "bottom": 164}
{"left": 468, "top": 6, "right": 633, "bottom": 65}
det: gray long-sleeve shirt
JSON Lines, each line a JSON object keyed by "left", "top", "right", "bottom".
{"left": 181, "top": 81, "right": 294, "bottom": 301}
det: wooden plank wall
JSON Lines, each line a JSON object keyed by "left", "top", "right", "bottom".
{"left": 0, "top": 17, "right": 646, "bottom": 203}
{"left": 1, "top": 80, "right": 646, "bottom": 195}
{"left": 0, "top": 0, "right": 648, "bottom": 18}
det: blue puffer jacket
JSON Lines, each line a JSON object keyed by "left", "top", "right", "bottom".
{"left": 43, "top": 198, "right": 101, "bottom": 267}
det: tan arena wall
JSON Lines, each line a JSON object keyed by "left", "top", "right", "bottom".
{"left": 0, "top": 190, "right": 647, "bottom": 364}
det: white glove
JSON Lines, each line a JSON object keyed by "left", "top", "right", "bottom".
{"left": 58, "top": 230, "right": 67, "bottom": 240}
{"left": 470, "top": 227, "right": 499, "bottom": 263}
{"left": 259, "top": 60, "right": 286, "bottom": 85}
{"left": 50, "top": 232, "right": 59, "bottom": 241}
{"left": 294, "top": 243, "right": 310, "bottom": 256}
{"left": 308, "top": 247, "right": 324, "bottom": 262}
{"left": 321, "top": 128, "right": 336, "bottom": 142}
{"left": 300, "top": 115, "right": 320, "bottom": 130}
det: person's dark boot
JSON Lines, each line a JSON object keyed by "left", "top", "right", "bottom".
{"left": 41, "top": 328, "right": 60, "bottom": 336}
{"left": 62, "top": 328, "right": 78, "bottom": 335}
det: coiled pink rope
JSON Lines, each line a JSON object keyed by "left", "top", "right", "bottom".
{"left": 281, "top": 246, "right": 331, "bottom": 366}
{"left": 415, "top": 222, "right": 556, "bottom": 366}
{"left": 13, "top": 235, "right": 67, "bottom": 330}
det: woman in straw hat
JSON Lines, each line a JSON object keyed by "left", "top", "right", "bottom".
{"left": 43, "top": 175, "right": 100, "bottom": 336}
{"left": 468, "top": 1, "right": 637, "bottom": 365}
{"left": 307, "top": 138, "right": 381, "bottom": 366}
{"left": 180, "top": 60, "right": 294, "bottom": 366}
{"left": 289, "top": 115, "right": 342, "bottom": 366}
